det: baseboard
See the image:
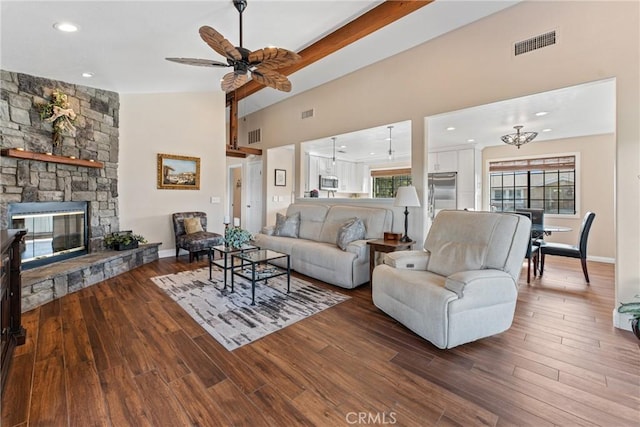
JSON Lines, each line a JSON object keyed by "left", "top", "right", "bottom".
{"left": 159, "top": 248, "right": 176, "bottom": 259}
{"left": 588, "top": 255, "right": 615, "bottom": 264}
{"left": 613, "top": 308, "right": 633, "bottom": 331}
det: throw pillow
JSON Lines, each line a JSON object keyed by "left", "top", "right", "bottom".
{"left": 274, "top": 212, "right": 300, "bottom": 238}
{"left": 336, "top": 217, "right": 366, "bottom": 251}
{"left": 184, "top": 217, "right": 204, "bottom": 234}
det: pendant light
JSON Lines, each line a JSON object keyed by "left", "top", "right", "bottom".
{"left": 387, "top": 125, "right": 394, "bottom": 159}
{"left": 332, "top": 137, "right": 336, "bottom": 165}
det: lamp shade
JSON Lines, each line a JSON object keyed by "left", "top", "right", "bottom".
{"left": 394, "top": 186, "right": 420, "bottom": 207}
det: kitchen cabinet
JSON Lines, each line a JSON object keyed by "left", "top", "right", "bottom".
{"left": 428, "top": 150, "right": 457, "bottom": 172}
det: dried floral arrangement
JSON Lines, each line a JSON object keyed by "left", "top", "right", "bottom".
{"left": 37, "top": 89, "right": 77, "bottom": 148}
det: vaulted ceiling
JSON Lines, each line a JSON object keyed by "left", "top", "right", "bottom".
{"left": 1, "top": 1, "right": 519, "bottom": 117}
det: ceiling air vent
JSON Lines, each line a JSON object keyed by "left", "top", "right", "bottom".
{"left": 248, "top": 128, "right": 261, "bottom": 145}
{"left": 514, "top": 30, "right": 556, "bottom": 56}
{"left": 301, "top": 109, "right": 314, "bottom": 119}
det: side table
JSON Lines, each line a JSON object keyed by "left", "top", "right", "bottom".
{"left": 366, "top": 239, "right": 414, "bottom": 281}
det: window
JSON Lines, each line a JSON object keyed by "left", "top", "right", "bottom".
{"left": 371, "top": 168, "right": 412, "bottom": 198}
{"left": 489, "top": 156, "right": 575, "bottom": 214}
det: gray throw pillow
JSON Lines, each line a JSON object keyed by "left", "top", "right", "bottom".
{"left": 274, "top": 212, "right": 300, "bottom": 238}
{"left": 336, "top": 217, "right": 366, "bottom": 250}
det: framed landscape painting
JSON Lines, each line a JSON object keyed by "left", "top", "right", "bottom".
{"left": 275, "top": 169, "right": 286, "bottom": 186}
{"left": 157, "top": 153, "right": 200, "bottom": 190}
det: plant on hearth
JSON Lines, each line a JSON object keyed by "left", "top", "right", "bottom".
{"left": 225, "top": 226, "right": 253, "bottom": 248}
{"left": 36, "top": 89, "right": 77, "bottom": 148}
{"left": 617, "top": 295, "right": 640, "bottom": 340}
{"left": 104, "top": 231, "right": 147, "bottom": 250}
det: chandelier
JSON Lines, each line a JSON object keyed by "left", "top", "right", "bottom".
{"left": 501, "top": 125, "right": 537, "bottom": 149}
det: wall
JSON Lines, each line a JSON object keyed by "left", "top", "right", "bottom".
{"left": 0, "top": 71, "right": 119, "bottom": 251}
{"left": 119, "top": 92, "right": 226, "bottom": 258}
{"left": 266, "top": 146, "right": 294, "bottom": 225}
{"left": 239, "top": 2, "right": 638, "bottom": 312}
{"left": 483, "top": 133, "right": 615, "bottom": 261}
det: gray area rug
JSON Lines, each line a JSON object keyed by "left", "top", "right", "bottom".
{"left": 151, "top": 267, "right": 349, "bottom": 351}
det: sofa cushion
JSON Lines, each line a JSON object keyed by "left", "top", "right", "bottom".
{"left": 320, "top": 205, "right": 392, "bottom": 244}
{"left": 274, "top": 212, "right": 300, "bottom": 238}
{"left": 184, "top": 217, "right": 204, "bottom": 234}
{"left": 336, "top": 218, "right": 366, "bottom": 250}
{"left": 286, "top": 204, "right": 329, "bottom": 241}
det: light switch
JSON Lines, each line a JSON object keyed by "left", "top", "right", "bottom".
{"left": 210, "top": 197, "right": 221, "bottom": 203}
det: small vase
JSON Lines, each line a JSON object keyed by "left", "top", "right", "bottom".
{"left": 632, "top": 318, "right": 640, "bottom": 340}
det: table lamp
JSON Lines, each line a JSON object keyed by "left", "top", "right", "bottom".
{"left": 394, "top": 186, "right": 421, "bottom": 243}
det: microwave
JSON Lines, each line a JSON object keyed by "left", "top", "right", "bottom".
{"left": 319, "top": 175, "right": 339, "bottom": 191}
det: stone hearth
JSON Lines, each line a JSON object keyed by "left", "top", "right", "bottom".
{"left": 22, "top": 243, "right": 160, "bottom": 311}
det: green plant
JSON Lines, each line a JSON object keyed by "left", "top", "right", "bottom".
{"left": 225, "top": 226, "right": 252, "bottom": 248}
{"left": 618, "top": 295, "right": 640, "bottom": 320}
{"left": 104, "top": 231, "right": 147, "bottom": 249}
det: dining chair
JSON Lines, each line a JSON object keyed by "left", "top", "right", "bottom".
{"left": 539, "top": 212, "right": 596, "bottom": 284}
{"left": 514, "top": 211, "right": 540, "bottom": 284}
{"left": 517, "top": 208, "right": 545, "bottom": 241}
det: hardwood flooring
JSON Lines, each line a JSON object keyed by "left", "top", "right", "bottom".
{"left": 2, "top": 257, "right": 638, "bottom": 426}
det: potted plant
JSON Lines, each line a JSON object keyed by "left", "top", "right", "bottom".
{"left": 104, "top": 231, "right": 147, "bottom": 251}
{"left": 225, "top": 226, "right": 253, "bottom": 248}
{"left": 617, "top": 296, "right": 640, "bottom": 340}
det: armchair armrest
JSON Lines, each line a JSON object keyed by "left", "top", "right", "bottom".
{"left": 262, "top": 225, "right": 275, "bottom": 236}
{"left": 383, "top": 250, "right": 430, "bottom": 270}
{"left": 445, "top": 270, "right": 515, "bottom": 298}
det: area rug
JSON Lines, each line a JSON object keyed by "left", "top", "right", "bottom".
{"left": 151, "top": 267, "right": 349, "bottom": 351}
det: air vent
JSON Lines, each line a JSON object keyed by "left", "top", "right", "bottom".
{"left": 514, "top": 30, "right": 556, "bottom": 56}
{"left": 301, "top": 109, "right": 314, "bottom": 119}
{"left": 248, "top": 128, "right": 261, "bottom": 145}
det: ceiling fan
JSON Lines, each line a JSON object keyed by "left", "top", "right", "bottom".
{"left": 166, "top": 0, "right": 301, "bottom": 93}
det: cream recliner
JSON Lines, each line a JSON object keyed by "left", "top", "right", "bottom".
{"left": 372, "top": 210, "right": 531, "bottom": 349}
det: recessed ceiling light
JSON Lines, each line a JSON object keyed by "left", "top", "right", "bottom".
{"left": 81, "top": 72, "right": 94, "bottom": 78}
{"left": 53, "top": 22, "right": 79, "bottom": 32}
{"left": 535, "top": 111, "right": 548, "bottom": 116}
{"left": 369, "top": 152, "right": 376, "bottom": 155}
{"left": 467, "top": 139, "right": 475, "bottom": 143}
{"left": 542, "top": 128, "right": 552, "bottom": 132}
{"left": 446, "top": 127, "right": 456, "bottom": 131}
{"left": 339, "top": 145, "right": 347, "bottom": 149}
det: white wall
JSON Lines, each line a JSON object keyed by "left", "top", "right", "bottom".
{"left": 266, "top": 146, "right": 294, "bottom": 225}
{"left": 239, "top": 2, "right": 639, "bottom": 314}
{"left": 119, "top": 92, "right": 227, "bottom": 258}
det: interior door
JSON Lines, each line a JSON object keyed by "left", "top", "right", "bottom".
{"left": 245, "top": 160, "right": 263, "bottom": 234}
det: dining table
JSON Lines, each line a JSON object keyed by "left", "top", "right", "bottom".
{"left": 532, "top": 224, "right": 572, "bottom": 237}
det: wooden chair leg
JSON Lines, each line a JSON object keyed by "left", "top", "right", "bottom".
{"left": 526, "top": 257, "right": 531, "bottom": 284}
{"left": 189, "top": 252, "right": 194, "bottom": 263}
{"left": 581, "top": 258, "right": 590, "bottom": 284}
{"left": 540, "top": 254, "right": 545, "bottom": 276}
{"left": 175, "top": 247, "right": 179, "bottom": 258}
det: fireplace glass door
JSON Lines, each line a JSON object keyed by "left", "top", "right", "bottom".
{"left": 9, "top": 202, "right": 88, "bottom": 268}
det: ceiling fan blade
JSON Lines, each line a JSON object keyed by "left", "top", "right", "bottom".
{"left": 248, "top": 47, "right": 301, "bottom": 70}
{"left": 199, "top": 26, "right": 242, "bottom": 61}
{"left": 165, "top": 57, "right": 229, "bottom": 67}
{"left": 251, "top": 68, "right": 292, "bottom": 92}
{"left": 221, "top": 72, "right": 249, "bottom": 92}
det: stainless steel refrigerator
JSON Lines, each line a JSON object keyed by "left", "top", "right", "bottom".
{"left": 428, "top": 172, "right": 457, "bottom": 220}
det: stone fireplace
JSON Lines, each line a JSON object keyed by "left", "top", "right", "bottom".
{"left": 1, "top": 71, "right": 120, "bottom": 253}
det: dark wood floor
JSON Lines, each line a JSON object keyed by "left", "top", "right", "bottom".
{"left": 2, "top": 256, "right": 638, "bottom": 426}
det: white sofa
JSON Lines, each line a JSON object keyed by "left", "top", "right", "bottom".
{"left": 372, "top": 210, "right": 531, "bottom": 349}
{"left": 253, "top": 203, "right": 393, "bottom": 289}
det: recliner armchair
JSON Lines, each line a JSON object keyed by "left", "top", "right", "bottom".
{"left": 372, "top": 210, "right": 531, "bottom": 349}
{"left": 172, "top": 212, "right": 224, "bottom": 262}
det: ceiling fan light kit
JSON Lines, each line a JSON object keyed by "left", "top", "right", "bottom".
{"left": 501, "top": 125, "right": 538, "bottom": 149}
{"left": 166, "top": 0, "right": 300, "bottom": 93}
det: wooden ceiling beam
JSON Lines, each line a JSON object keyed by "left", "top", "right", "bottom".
{"left": 226, "top": 0, "right": 433, "bottom": 104}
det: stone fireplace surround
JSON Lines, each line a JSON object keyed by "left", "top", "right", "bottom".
{"left": 1, "top": 70, "right": 159, "bottom": 310}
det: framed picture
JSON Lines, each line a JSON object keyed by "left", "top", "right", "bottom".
{"left": 157, "top": 153, "right": 200, "bottom": 190}
{"left": 274, "top": 169, "right": 286, "bottom": 187}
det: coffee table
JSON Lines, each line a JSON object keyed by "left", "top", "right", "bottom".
{"left": 231, "top": 249, "right": 290, "bottom": 305}
{"left": 208, "top": 243, "right": 259, "bottom": 289}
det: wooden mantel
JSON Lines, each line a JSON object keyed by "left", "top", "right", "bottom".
{"left": 0, "top": 148, "right": 104, "bottom": 168}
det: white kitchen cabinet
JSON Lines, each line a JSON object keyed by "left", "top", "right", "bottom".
{"left": 428, "top": 150, "right": 457, "bottom": 172}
